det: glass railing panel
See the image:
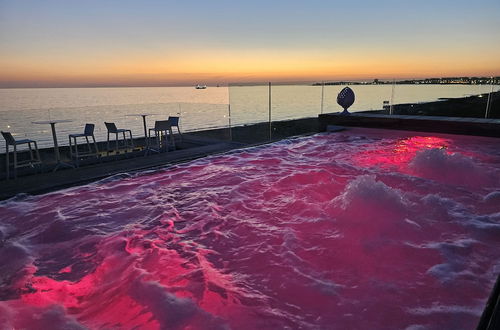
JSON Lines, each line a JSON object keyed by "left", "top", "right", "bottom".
{"left": 484, "top": 81, "right": 500, "bottom": 119}
{"left": 2, "top": 80, "right": 498, "bottom": 152}
{"left": 269, "top": 83, "right": 322, "bottom": 139}
{"left": 228, "top": 84, "right": 270, "bottom": 126}
{"left": 390, "top": 83, "right": 500, "bottom": 117}
{"left": 0, "top": 102, "right": 230, "bottom": 152}
{"left": 228, "top": 83, "right": 271, "bottom": 142}
{"left": 271, "top": 84, "right": 322, "bottom": 121}
{"left": 0, "top": 85, "right": 230, "bottom": 152}
{"left": 321, "top": 81, "right": 394, "bottom": 114}
{"left": 320, "top": 80, "right": 500, "bottom": 117}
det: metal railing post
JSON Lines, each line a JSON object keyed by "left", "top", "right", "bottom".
{"left": 269, "top": 82, "right": 272, "bottom": 141}
{"left": 485, "top": 77, "right": 494, "bottom": 119}
{"left": 228, "top": 103, "right": 232, "bottom": 141}
{"left": 390, "top": 79, "right": 395, "bottom": 115}
{"left": 320, "top": 81, "right": 324, "bottom": 114}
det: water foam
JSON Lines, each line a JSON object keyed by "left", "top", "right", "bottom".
{"left": 335, "top": 174, "right": 409, "bottom": 214}
{"left": 409, "top": 148, "right": 493, "bottom": 187}
{"left": 0, "top": 128, "right": 499, "bottom": 329}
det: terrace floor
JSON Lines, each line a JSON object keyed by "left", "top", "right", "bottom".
{"left": 3, "top": 113, "right": 499, "bottom": 200}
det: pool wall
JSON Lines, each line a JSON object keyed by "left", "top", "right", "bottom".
{"left": 319, "top": 113, "right": 500, "bottom": 137}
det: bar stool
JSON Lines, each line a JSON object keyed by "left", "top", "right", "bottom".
{"left": 68, "top": 124, "right": 99, "bottom": 166}
{"left": 104, "top": 122, "right": 134, "bottom": 155}
{"left": 146, "top": 120, "right": 175, "bottom": 154}
{"left": 168, "top": 116, "right": 182, "bottom": 142}
{"left": 1, "top": 131, "right": 42, "bottom": 179}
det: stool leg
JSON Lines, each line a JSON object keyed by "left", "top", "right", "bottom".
{"left": 115, "top": 133, "right": 119, "bottom": 152}
{"left": 170, "top": 128, "right": 175, "bottom": 150}
{"left": 107, "top": 132, "right": 110, "bottom": 155}
{"left": 68, "top": 136, "right": 73, "bottom": 158}
{"left": 147, "top": 130, "right": 154, "bottom": 155}
{"left": 92, "top": 135, "right": 99, "bottom": 154}
{"left": 177, "top": 127, "right": 183, "bottom": 143}
{"left": 5, "top": 145, "right": 9, "bottom": 180}
{"left": 34, "top": 141, "right": 41, "bottom": 173}
{"left": 28, "top": 142, "right": 34, "bottom": 161}
{"left": 163, "top": 130, "right": 169, "bottom": 151}
{"left": 159, "top": 131, "right": 163, "bottom": 151}
{"left": 74, "top": 137, "right": 79, "bottom": 167}
{"left": 85, "top": 136, "right": 91, "bottom": 153}
{"left": 129, "top": 131, "right": 134, "bottom": 148}
{"left": 122, "top": 131, "right": 126, "bottom": 150}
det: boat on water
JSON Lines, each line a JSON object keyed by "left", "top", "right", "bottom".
{"left": 195, "top": 84, "right": 207, "bottom": 89}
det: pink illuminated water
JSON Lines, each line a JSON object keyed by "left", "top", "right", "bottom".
{"left": 1, "top": 128, "right": 499, "bottom": 329}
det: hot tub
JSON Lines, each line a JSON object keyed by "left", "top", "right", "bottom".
{"left": 1, "top": 127, "right": 499, "bottom": 329}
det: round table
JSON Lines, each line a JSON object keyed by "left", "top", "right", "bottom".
{"left": 126, "top": 114, "right": 158, "bottom": 138}
{"left": 32, "top": 119, "right": 74, "bottom": 171}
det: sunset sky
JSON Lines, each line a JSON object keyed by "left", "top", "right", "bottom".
{"left": 1, "top": 0, "right": 499, "bottom": 87}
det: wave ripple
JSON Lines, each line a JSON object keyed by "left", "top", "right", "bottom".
{"left": 1, "top": 128, "right": 499, "bottom": 329}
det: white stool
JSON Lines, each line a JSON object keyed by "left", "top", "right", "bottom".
{"left": 1, "top": 131, "right": 42, "bottom": 179}
{"left": 69, "top": 123, "right": 99, "bottom": 166}
{"left": 146, "top": 120, "right": 175, "bottom": 154}
{"left": 104, "top": 122, "right": 134, "bottom": 155}
{"left": 168, "top": 116, "right": 182, "bottom": 142}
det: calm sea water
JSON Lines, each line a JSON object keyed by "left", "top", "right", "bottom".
{"left": 0, "top": 84, "right": 498, "bottom": 150}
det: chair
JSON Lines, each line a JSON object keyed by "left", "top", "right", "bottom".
{"left": 1, "top": 131, "right": 42, "bottom": 179}
{"left": 68, "top": 124, "right": 99, "bottom": 166}
{"left": 168, "top": 116, "right": 182, "bottom": 142}
{"left": 104, "top": 122, "right": 134, "bottom": 155}
{"left": 146, "top": 120, "right": 175, "bottom": 154}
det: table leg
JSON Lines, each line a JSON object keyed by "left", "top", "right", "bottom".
{"left": 50, "top": 122, "right": 74, "bottom": 172}
{"left": 50, "top": 123, "right": 61, "bottom": 162}
{"left": 142, "top": 115, "right": 147, "bottom": 138}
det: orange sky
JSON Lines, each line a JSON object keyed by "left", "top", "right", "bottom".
{"left": 2, "top": 49, "right": 499, "bottom": 88}
{"left": 1, "top": 1, "right": 499, "bottom": 87}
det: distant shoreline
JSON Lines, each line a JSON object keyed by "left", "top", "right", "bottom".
{"left": 1, "top": 76, "right": 499, "bottom": 89}
{"left": 1, "top": 83, "right": 499, "bottom": 90}
{"left": 389, "top": 90, "right": 500, "bottom": 119}
{"left": 313, "top": 76, "right": 500, "bottom": 86}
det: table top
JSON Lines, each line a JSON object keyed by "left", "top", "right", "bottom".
{"left": 32, "top": 119, "right": 73, "bottom": 125}
{"left": 126, "top": 113, "right": 158, "bottom": 117}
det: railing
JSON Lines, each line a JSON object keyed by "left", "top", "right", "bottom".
{"left": 228, "top": 80, "right": 499, "bottom": 140}
{"left": 229, "top": 80, "right": 500, "bottom": 117}
{"left": 1, "top": 80, "right": 499, "bottom": 151}
{"left": 0, "top": 102, "right": 231, "bottom": 151}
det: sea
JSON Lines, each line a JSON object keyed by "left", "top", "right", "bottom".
{"left": 0, "top": 84, "right": 498, "bottom": 150}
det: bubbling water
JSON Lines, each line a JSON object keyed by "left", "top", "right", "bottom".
{"left": 0, "top": 128, "right": 499, "bottom": 329}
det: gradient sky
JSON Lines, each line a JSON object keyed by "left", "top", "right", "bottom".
{"left": 1, "top": 0, "right": 499, "bottom": 87}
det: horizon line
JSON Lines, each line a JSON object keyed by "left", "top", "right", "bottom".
{"left": 1, "top": 75, "right": 499, "bottom": 89}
